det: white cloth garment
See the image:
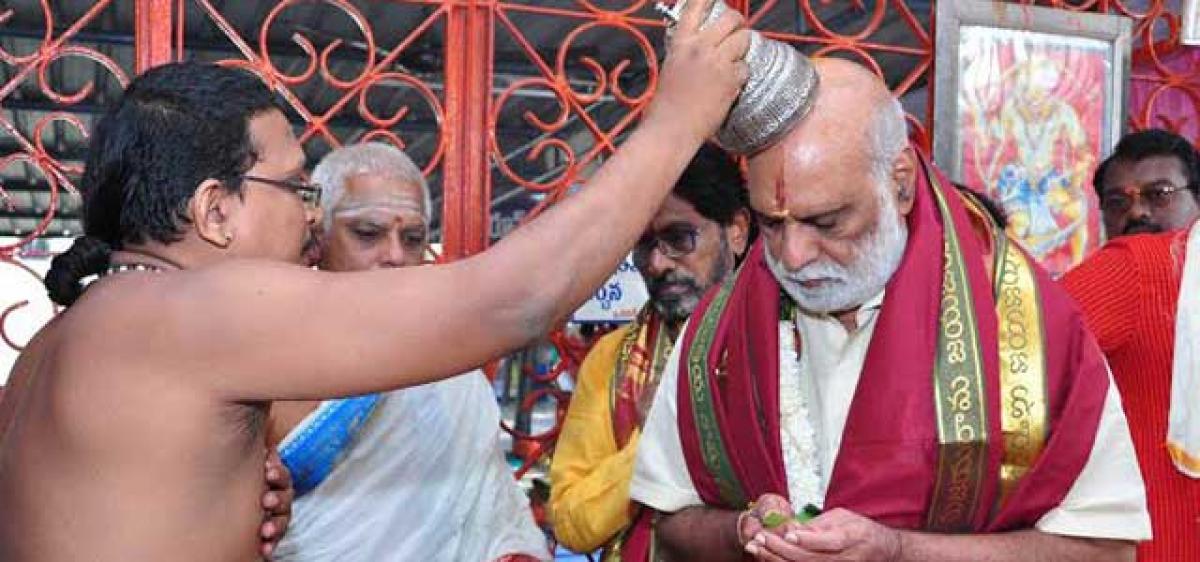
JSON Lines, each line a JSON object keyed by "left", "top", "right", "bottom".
{"left": 631, "top": 302, "right": 1152, "bottom": 541}
{"left": 1169, "top": 221, "right": 1200, "bottom": 478}
{"left": 273, "top": 371, "right": 549, "bottom": 562}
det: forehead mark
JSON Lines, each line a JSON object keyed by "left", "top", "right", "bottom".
{"left": 333, "top": 194, "right": 425, "bottom": 216}
{"left": 771, "top": 158, "right": 790, "bottom": 219}
{"left": 333, "top": 205, "right": 427, "bottom": 222}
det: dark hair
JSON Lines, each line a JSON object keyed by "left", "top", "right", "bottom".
{"left": 952, "top": 181, "right": 1008, "bottom": 229}
{"left": 1093, "top": 128, "right": 1200, "bottom": 200}
{"left": 44, "top": 62, "right": 281, "bottom": 306}
{"left": 44, "top": 237, "right": 113, "bottom": 307}
{"left": 674, "top": 143, "right": 750, "bottom": 227}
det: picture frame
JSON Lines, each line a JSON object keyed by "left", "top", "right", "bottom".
{"left": 933, "top": 0, "right": 1133, "bottom": 276}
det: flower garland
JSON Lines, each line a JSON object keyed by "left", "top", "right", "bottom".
{"left": 777, "top": 314, "right": 824, "bottom": 509}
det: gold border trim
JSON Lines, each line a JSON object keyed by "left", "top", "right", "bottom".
{"left": 686, "top": 276, "right": 748, "bottom": 507}
{"left": 926, "top": 173, "right": 990, "bottom": 532}
{"left": 995, "top": 238, "right": 1049, "bottom": 506}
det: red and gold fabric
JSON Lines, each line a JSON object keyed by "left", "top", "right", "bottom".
{"left": 663, "top": 156, "right": 1109, "bottom": 536}
{"left": 550, "top": 305, "right": 673, "bottom": 561}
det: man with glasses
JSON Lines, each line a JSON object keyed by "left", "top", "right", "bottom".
{"left": 1063, "top": 131, "right": 1200, "bottom": 561}
{"left": 549, "top": 144, "right": 751, "bottom": 561}
{"left": 1094, "top": 128, "right": 1200, "bottom": 239}
{"left": 0, "top": 2, "right": 754, "bottom": 558}
{"left": 267, "top": 143, "right": 547, "bottom": 562}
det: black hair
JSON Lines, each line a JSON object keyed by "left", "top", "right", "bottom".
{"left": 674, "top": 143, "right": 756, "bottom": 263}
{"left": 1093, "top": 128, "right": 1200, "bottom": 200}
{"left": 674, "top": 143, "right": 751, "bottom": 227}
{"left": 952, "top": 181, "right": 1009, "bottom": 229}
{"left": 44, "top": 62, "right": 281, "bottom": 306}
{"left": 44, "top": 236, "right": 113, "bottom": 307}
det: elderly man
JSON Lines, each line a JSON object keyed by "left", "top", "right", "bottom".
{"left": 0, "top": 1, "right": 752, "bottom": 558}
{"left": 1062, "top": 221, "right": 1200, "bottom": 561}
{"left": 548, "top": 143, "right": 751, "bottom": 559}
{"left": 267, "top": 143, "right": 547, "bottom": 561}
{"left": 1095, "top": 129, "right": 1200, "bottom": 239}
{"left": 630, "top": 58, "right": 1149, "bottom": 562}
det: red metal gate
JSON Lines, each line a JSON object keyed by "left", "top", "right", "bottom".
{"left": 1, "top": 0, "right": 1197, "bottom": 487}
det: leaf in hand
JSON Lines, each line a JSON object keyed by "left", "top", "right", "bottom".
{"left": 761, "top": 511, "right": 790, "bottom": 529}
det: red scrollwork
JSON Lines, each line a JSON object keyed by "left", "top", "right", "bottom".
{"left": 186, "top": 0, "right": 448, "bottom": 173}
{"left": 0, "top": 256, "right": 57, "bottom": 353}
{"left": 5, "top": 0, "right": 1200, "bottom": 497}
{"left": 0, "top": 1, "right": 128, "bottom": 243}
{"left": 485, "top": 1, "right": 668, "bottom": 478}
{"left": 490, "top": 6, "right": 660, "bottom": 194}
{"left": 0, "top": 0, "right": 128, "bottom": 359}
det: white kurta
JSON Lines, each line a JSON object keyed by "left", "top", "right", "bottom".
{"left": 1168, "top": 221, "right": 1200, "bottom": 477}
{"left": 273, "top": 372, "right": 549, "bottom": 562}
{"left": 631, "top": 293, "right": 1152, "bottom": 541}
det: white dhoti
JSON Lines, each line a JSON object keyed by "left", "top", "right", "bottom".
{"left": 274, "top": 372, "right": 549, "bottom": 561}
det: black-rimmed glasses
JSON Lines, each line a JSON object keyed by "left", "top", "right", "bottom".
{"left": 244, "top": 174, "right": 322, "bottom": 210}
{"left": 634, "top": 225, "right": 700, "bottom": 260}
{"left": 1101, "top": 183, "right": 1191, "bottom": 214}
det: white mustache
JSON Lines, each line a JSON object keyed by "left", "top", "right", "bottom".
{"left": 776, "top": 261, "right": 849, "bottom": 284}
{"left": 767, "top": 180, "right": 908, "bottom": 314}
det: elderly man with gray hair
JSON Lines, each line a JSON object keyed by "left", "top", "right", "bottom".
{"left": 266, "top": 142, "right": 549, "bottom": 562}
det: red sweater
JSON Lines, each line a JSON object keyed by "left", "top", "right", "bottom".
{"left": 1062, "top": 231, "right": 1199, "bottom": 561}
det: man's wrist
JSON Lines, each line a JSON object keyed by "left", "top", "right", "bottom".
{"left": 889, "top": 528, "right": 909, "bottom": 562}
{"left": 734, "top": 509, "right": 753, "bottom": 548}
{"left": 638, "top": 109, "right": 707, "bottom": 149}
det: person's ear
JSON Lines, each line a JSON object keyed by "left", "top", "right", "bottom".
{"left": 190, "top": 179, "right": 238, "bottom": 248}
{"left": 892, "top": 146, "right": 918, "bottom": 216}
{"left": 726, "top": 208, "right": 752, "bottom": 257}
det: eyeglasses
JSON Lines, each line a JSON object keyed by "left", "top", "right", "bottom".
{"left": 243, "top": 174, "right": 322, "bottom": 210}
{"left": 1101, "top": 183, "right": 1190, "bottom": 214}
{"left": 634, "top": 225, "right": 700, "bottom": 260}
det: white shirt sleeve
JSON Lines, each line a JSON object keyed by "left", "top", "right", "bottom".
{"left": 630, "top": 325, "right": 1151, "bottom": 540}
{"left": 1035, "top": 366, "right": 1152, "bottom": 541}
{"left": 629, "top": 329, "right": 705, "bottom": 513}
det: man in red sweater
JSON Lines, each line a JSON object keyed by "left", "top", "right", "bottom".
{"left": 1062, "top": 220, "right": 1200, "bottom": 561}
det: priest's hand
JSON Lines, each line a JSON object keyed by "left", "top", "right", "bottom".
{"left": 644, "top": 0, "right": 751, "bottom": 144}
{"left": 744, "top": 507, "right": 902, "bottom": 562}
{"left": 260, "top": 449, "right": 295, "bottom": 560}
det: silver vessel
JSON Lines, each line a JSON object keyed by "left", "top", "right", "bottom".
{"left": 661, "top": 0, "right": 819, "bottom": 155}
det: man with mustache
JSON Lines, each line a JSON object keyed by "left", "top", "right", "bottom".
{"left": 548, "top": 143, "right": 751, "bottom": 560}
{"left": 267, "top": 143, "right": 548, "bottom": 562}
{"left": 0, "top": 0, "right": 752, "bottom": 558}
{"left": 629, "top": 58, "right": 1150, "bottom": 561}
{"left": 1095, "top": 129, "right": 1200, "bottom": 239}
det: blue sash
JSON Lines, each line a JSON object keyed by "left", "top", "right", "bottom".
{"left": 278, "top": 394, "right": 383, "bottom": 496}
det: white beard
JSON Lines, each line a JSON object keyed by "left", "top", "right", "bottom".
{"left": 766, "top": 183, "right": 909, "bottom": 314}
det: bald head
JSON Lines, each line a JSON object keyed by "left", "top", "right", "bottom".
{"left": 749, "top": 58, "right": 905, "bottom": 185}
{"left": 797, "top": 58, "right": 896, "bottom": 142}
{"left": 745, "top": 58, "right": 914, "bottom": 220}
{"left": 745, "top": 58, "right": 916, "bottom": 312}
{"left": 812, "top": 58, "right": 897, "bottom": 116}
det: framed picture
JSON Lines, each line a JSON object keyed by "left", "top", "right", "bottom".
{"left": 933, "top": 0, "right": 1132, "bottom": 276}
{"left": 1185, "top": 0, "right": 1200, "bottom": 46}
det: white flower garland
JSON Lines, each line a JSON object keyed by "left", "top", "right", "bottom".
{"left": 777, "top": 316, "right": 824, "bottom": 509}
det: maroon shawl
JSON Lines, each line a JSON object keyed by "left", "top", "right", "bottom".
{"left": 671, "top": 159, "right": 1109, "bottom": 533}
